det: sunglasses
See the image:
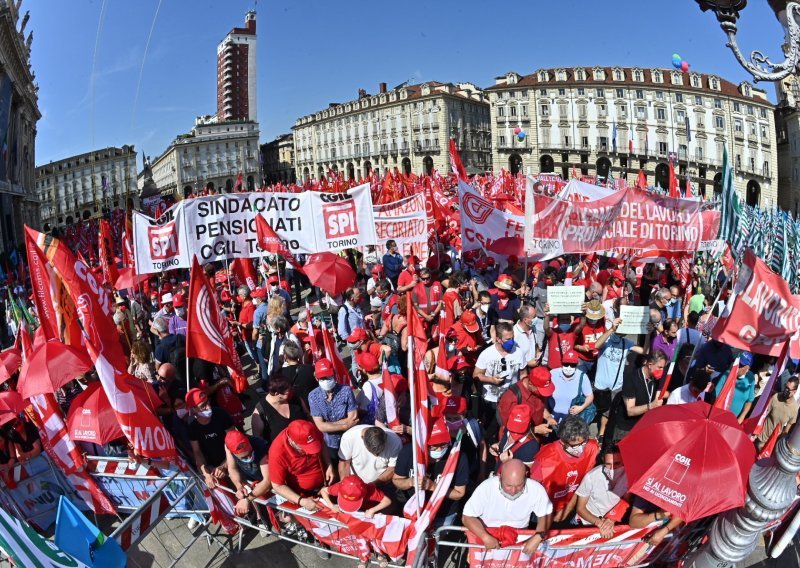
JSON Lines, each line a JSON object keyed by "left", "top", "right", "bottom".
{"left": 562, "top": 363, "right": 576, "bottom": 368}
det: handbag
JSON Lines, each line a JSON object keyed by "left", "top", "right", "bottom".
{"left": 571, "top": 372, "right": 597, "bottom": 424}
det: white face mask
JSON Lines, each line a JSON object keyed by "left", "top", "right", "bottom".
{"left": 499, "top": 486, "right": 524, "bottom": 501}
{"left": 565, "top": 442, "right": 586, "bottom": 457}
{"left": 319, "top": 379, "right": 336, "bottom": 392}
{"left": 561, "top": 365, "right": 576, "bottom": 377}
{"left": 429, "top": 446, "right": 448, "bottom": 460}
{"left": 604, "top": 466, "right": 624, "bottom": 482}
{"left": 175, "top": 308, "right": 186, "bottom": 318}
{"left": 479, "top": 304, "right": 489, "bottom": 314}
{"left": 176, "top": 408, "right": 189, "bottom": 419}
{"left": 196, "top": 408, "right": 212, "bottom": 419}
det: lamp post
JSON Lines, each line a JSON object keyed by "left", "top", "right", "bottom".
{"left": 683, "top": 423, "right": 800, "bottom": 567}
{"left": 696, "top": 0, "right": 800, "bottom": 82}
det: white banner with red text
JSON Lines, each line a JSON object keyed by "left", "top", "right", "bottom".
{"left": 373, "top": 193, "right": 429, "bottom": 259}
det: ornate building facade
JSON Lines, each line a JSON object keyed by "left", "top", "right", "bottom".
{"left": 261, "top": 133, "right": 295, "bottom": 184}
{"left": 142, "top": 116, "right": 260, "bottom": 199}
{"left": 292, "top": 81, "right": 491, "bottom": 182}
{"left": 35, "top": 145, "right": 138, "bottom": 229}
{"left": 0, "top": 0, "right": 39, "bottom": 252}
{"left": 487, "top": 67, "right": 777, "bottom": 206}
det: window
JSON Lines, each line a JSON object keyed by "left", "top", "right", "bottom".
{"left": 736, "top": 154, "right": 741, "bottom": 169}
{"left": 636, "top": 89, "right": 644, "bottom": 99}
{"left": 763, "top": 160, "right": 770, "bottom": 176}
{"left": 577, "top": 87, "right": 585, "bottom": 96}
{"left": 578, "top": 103, "right": 588, "bottom": 118}
{"left": 522, "top": 105, "right": 528, "bottom": 116}
{"left": 749, "top": 157, "right": 755, "bottom": 171}
{"left": 582, "top": 136, "right": 589, "bottom": 148}
{"left": 540, "top": 104, "right": 549, "bottom": 116}
{"left": 499, "top": 135, "right": 506, "bottom": 146}
{"left": 761, "top": 124, "right": 768, "bottom": 138}
{"left": 498, "top": 106, "right": 504, "bottom": 117}
{"left": 734, "top": 118, "right": 743, "bottom": 133}
{"left": 675, "top": 93, "right": 683, "bottom": 103}
{"left": 598, "top": 104, "right": 607, "bottom": 117}
{"left": 656, "top": 108, "right": 667, "bottom": 120}
{"left": 510, "top": 105, "right": 517, "bottom": 116}
{"left": 540, "top": 88, "right": 547, "bottom": 96}
{"left": 696, "top": 147, "right": 704, "bottom": 161}
{"left": 636, "top": 105, "right": 647, "bottom": 120}
{"left": 691, "top": 76, "right": 701, "bottom": 88}
{"left": 695, "top": 95, "right": 703, "bottom": 106}
{"left": 760, "top": 108, "right": 768, "bottom": 118}
{"left": 715, "top": 116, "right": 725, "bottom": 129}
{"left": 616, "top": 88, "right": 625, "bottom": 98}
{"left": 734, "top": 102, "right": 741, "bottom": 112}
{"left": 634, "top": 70, "right": 642, "bottom": 82}
{"left": 749, "top": 122, "right": 757, "bottom": 136}
{"left": 614, "top": 69, "right": 623, "bottom": 81}
{"left": 658, "top": 141, "right": 668, "bottom": 155}
{"left": 714, "top": 98, "right": 722, "bottom": 109}
{"left": 678, "top": 110, "right": 687, "bottom": 123}
{"left": 558, "top": 88, "right": 566, "bottom": 96}
{"left": 655, "top": 90, "right": 664, "bottom": 101}
{"left": 711, "top": 78, "right": 719, "bottom": 90}
{"left": 619, "top": 104, "right": 628, "bottom": 117}
{"left": 559, "top": 103, "right": 568, "bottom": 116}
{"left": 599, "top": 136, "right": 608, "bottom": 150}
{"left": 576, "top": 68, "right": 585, "bottom": 81}
{"left": 679, "top": 144, "right": 688, "bottom": 159}
{"left": 653, "top": 70, "right": 662, "bottom": 83}
{"left": 596, "top": 88, "right": 605, "bottom": 97}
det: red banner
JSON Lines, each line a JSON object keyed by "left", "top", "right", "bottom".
{"left": 99, "top": 219, "right": 120, "bottom": 287}
{"left": 712, "top": 249, "right": 800, "bottom": 356}
{"left": 28, "top": 227, "right": 177, "bottom": 459}
{"left": 24, "top": 228, "right": 59, "bottom": 342}
{"left": 529, "top": 187, "right": 720, "bottom": 256}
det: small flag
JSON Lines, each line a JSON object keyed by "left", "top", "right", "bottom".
{"left": 55, "top": 496, "right": 126, "bottom": 567}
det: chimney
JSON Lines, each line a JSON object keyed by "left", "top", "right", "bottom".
{"left": 379, "top": 82, "right": 387, "bottom": 94}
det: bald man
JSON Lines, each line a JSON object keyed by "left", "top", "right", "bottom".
{"left": 462, "top": 459, "right": 553, "bottom": 555}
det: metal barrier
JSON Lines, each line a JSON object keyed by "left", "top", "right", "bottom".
{"left": 215, "top": 483, "right": 408, "bottom": 567}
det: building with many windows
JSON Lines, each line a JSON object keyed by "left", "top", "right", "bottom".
{"left": 35, "top": 146, "right": 137, "bottom": 230}
{"left": 261, "top": 133, "right": 295, "bottom": 184}
{"left": 0, "top": 0, "right": 40, "bottom": 251}
{"left": 141, "top": 116, "right": 260, "bottom": 199}
{"left": 292, "top": 81, "right": 491, "bottom": 182}
{"left": 486, "top": 67, "right": 777, "bottom": 206}
{"left": 216, "top": 11, "right": 257, "bottom": 123}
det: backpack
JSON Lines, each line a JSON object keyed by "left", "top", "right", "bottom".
{"left": 168, "top": 334, "right": 188, "bottom": 383}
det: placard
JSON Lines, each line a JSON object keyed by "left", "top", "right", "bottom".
{"left": 546, "top": 286, "right": 585, "bottom": 314}
{"left": 618, "top": 305, "right": 652, "bottom": 335}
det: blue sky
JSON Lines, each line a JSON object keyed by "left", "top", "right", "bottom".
{"left": 28, "top": 0, "right": 783, "bottom": 167}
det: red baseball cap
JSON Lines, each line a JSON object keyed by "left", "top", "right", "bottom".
{"left": 172, "top": 294, "right": 185, "bottom": 308}
{"left": 562, "top": 351, "right": 579, "bottom": 365}
{"left": 406, "top": 255, "right": 420, "bottom": 264}
{"left": 529, "top": 366, "right": 555, "bottom": 397}
{"left": 444, "top": 396, "right": 467, "bottom": 416}
{"left": 336, "top": 475, "right": 368, "bottom": 513}
{"left": 185, "top": 388, "right": 208, "bottom": 410}
{"left": 507, "top": 404, "right": 532, "bottom": 434}
{"left": 485, "top": 257, "right": 495, "bottom": 266}
{"left": 268, "top": 274, "right": 279, "bottom": 284}
{"left": 225, "top": 430, "right": 252, "bottom": 455}
{"left": 475, "top": 259, "right": 488, "bottom": 270}
{"left": 314, "top": 358, "right": 334, "bottom": 379}
{"left": 371, "top": 264, "right": 384, "bottom": 275}
{"left": 428, "top": 417, "right": 451, "bottom": 446}
{"left": 356, "top": 352, "right": 380, "bottom": 374}
{"left": 251, "top": 288, "right": 266, "bottom": 299}
{"left": 447, "top": 355, "right": 470, "bottom": 372}
{"left": 346, "top": 328, "right": 368, "bottom": 343}
{"left": 286, "top": 420, "right": 322, "bottom": 454}
{"left": 460, "top": 311, "right": 480, "bottom": 333}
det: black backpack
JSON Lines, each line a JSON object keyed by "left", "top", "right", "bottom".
{"left": 168, "top": 334, "right": 188, "bottom": 382}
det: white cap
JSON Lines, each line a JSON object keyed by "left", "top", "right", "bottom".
{"left": 297, "top": 309, "right": 308, "bottom": 321}
{"left": 160, "top": 292, "right": 173, "bottom": 304}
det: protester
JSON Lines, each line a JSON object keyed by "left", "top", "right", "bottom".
{"left": 755, "top": 375, "right": 799, "bottom": 450}
{"left": 716, "top": 351, "right": 756, "bottom": 422}
{"left": 338, "top": 425, "right": 402, "bottom": 485}
{"left": 320, "top": 474, "right": 392, "bottom": 518}
{"left": 609, "top": 350, "right": 667, "bottom": 444}
{"left": 337, "top": 287, "right": 366, "bottom": 341}
{"left": 186, "top": 388, "right": 235, "bottom": 488}
{"left": 667, "top": 370, "right": 712, "bottom": 405}
{"left": 224, "top": 430, "right": 271, "bottom": 516}
{"left": 489, "top": 404, "right": 540, "bottom": 468}
{"left": 549, "top": 350, "right": 594, "bottom": 424}
{"left": 251, "top": 375, "right": 306, "bottom": 445}
{"left": 575, "top": 445, "right": 631, "bottom": 536}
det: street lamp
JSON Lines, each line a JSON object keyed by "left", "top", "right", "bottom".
{"left": 696, "top": 0, "right": 800, "bottom": 81}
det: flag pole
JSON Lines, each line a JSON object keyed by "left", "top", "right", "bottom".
{"left": 406, "top": 293, "right": 421, "bottom": 519}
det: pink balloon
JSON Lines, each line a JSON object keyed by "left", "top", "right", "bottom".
{"left": 513, "top": 127, "right": 521, "bottom": 135}
{"left": 681, "top": 61, "right": 689, "bottom": 72}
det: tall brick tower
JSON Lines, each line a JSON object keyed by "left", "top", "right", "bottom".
{"left": 216, "top": 11, "right": 257, "bottom": 122}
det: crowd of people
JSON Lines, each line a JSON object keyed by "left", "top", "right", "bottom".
{"left": 1, "top": 237, "right": 796, "bottom": 564}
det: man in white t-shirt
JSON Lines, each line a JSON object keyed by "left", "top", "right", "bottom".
{"left": 514, "top": 305, "right": 538, "bottom": 367}
{"left": 575, "top": 446, "right": 631, "bottom": 537}
{"left": 474, "top": 322, "right": 527, "bottom": 406}
{"left": 462, "top": 459, "right": 552, "bottom": 556}
{"left": 667, "top": 372, "right": 711, "bottom": 405}
{"left": 338, "top": 425, "right": 402, "bottom": 485}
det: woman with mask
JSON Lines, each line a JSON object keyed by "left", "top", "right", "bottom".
{"left": 168, "top": 294, "right": 187, "bottom": 336}
{"left": 549, "top": 351, "right": 595, "bottom": 424}
{"left": 490, "top": 275, "right": 521, "bottom": 324}
{"left": 128, "top": 339, "right": 156, "bottom": 383}
{"left": 308, "top": 358, "right": 359, "bottom": 468}
{"left": 251, "top": 375, "right": 307, "bottom": 446}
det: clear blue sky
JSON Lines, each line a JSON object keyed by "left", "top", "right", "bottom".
{"left": 28, "top": 0, "right": 783, "bottom": 167}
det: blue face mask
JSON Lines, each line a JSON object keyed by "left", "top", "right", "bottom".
{"left": 558, "top": 323, "right": 572, "bottom": 333}
{"left": 501, "top": 339, "right": 516, "bottom": 351}
{"left": 239, "top": 454, "right": 254, "bottom": 464}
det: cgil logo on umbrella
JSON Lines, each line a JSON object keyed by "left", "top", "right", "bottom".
{"left": 664, "top": 453, "right": 691, "bottom": 485}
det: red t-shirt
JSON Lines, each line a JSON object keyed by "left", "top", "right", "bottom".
{"left": 268, "top": 430, "right": 323, "bottom": 495}
{"left": 327, "top": 481, "right": 385, "bottom": 511}
{"left": 381, "top": 294, "right": 399, "bottom": 324}
{"left": 530, "top": 439, "right": 599, "bottom": 512}
{"left": 596, "top": 269, "right": 611, "bottom": 287}
{"left": 578, "top": 321, "right": 606, "bottom": 361}
{"left": 452, "top": 322, "right": 481, "bottom": 364}
{"left": 239, "top": 301, "right": 255, "bottom": 326}
{"left": 397, "top": 269, "right": 415, "bottom": 289}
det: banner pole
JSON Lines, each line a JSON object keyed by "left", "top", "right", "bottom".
{"left": 407, "top": 323, "right": 421, "bottom": 520}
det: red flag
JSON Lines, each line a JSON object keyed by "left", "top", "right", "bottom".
{"left": 714, "top": 357, "right": 740, "bottom": 411}
{"left": 230, "top": 258, "right": 258, "bottom": 291}
{"left": 668, "top": 162, "right": 679, "bottom": 198}
{"left": 320, "top": 321, "right": 351, "bottom": 386}
{"left": 757, "top": 422, "right": 782, "bottom": 459}
{"left": 407, "top": 292, "right": 431, "bottom": 483}
{"left": 233, "top": 172, "right": 243, "bottom": 192}
{"left": 98, "top": 219, "right": 120, "bottom": 288}
{"left": 685, "top": 176, "right": 693, "bottom": 199}
{"left": 434, "top": 334, "right": 450, "bottom": 384}
{"left": 186, "top": 256, "right": 241, "bottom": 373}
{"left": 24, "top": 228, "right": 59, "bottom": 342}
{"left": 712, "top": 249, "right": 800, "bottom": 356}
{"left": 636, "top": 169, "right": 647, "bottom": 190}
{"left": 27, "top": 227, "right": 176, "bottom": 459}
{"left": 381, "top": 360, "right": 401, "bottom": 429}
{"left": 255, "top": 214, "right": 305, "bottom": 274}
{"left": 448, "top": 139, "right": 467, "bottom": 180}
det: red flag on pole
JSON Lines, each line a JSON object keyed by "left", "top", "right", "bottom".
{"left": 448, "top": 139, "right": 467, "bottom": 181}
{"left": 230, "top": 258, "right": 258, "bottom": 291}
{"left": 320, "top": 321, "right": 351, "bottom": 386}
{"left": 757, "top": 422, "right": 782, "bottom": 459}
{"left": 186, "top": 256, "right": 241, "bottom": 374}
{"left": 255, "top": 214, "right": 305, "bottom": 274}
{"left": 98, "top": 219, "right": 120, "bottom": 287}
{"left": 668, "top": 162, "right": 679, "bottom": 198}
{"left": 714, "top": 356, "right": 740, "bottom": 412}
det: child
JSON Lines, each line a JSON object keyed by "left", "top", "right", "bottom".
{"left": 319, "top": 474, "right": 391, "bottom": 519}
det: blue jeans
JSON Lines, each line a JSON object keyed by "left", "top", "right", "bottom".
{"left": 255, "top": 346, "right": 269, "bottom": 387}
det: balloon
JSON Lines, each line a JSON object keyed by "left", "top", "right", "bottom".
{"left": 518, "top": 131, "right": 526, "bottom": 140}
{"left": 513, "top": 126, "right": 521, "bottom": 135}
{"left": 672, "top": 53, "right": 682, "bottom": 68}
{"left": 681, "top": 61, "right": 690, "bottom": 72}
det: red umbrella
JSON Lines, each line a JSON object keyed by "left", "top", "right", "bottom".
{"left": 0, "top": 391, "right": 26, "bottom": 426}
{"left": 488, "top": 236, "right": 524, "bottom": 257}
{"left": 114, "top": 267, "right": 149, "bottom": 291}
{"left": 66, "top": 379, "right": 160, "bottom": 445}
{"left": 17, "top": 341, "right": 94, "bottom": 400}
{"left": 303, "top": 252, "right": 357, "bottom": 296}
{"left": 0, "top": 349, "right": 22, "bottom": 384}
{"left": 618, "top": 401, "right": 755, "bottom": 522}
